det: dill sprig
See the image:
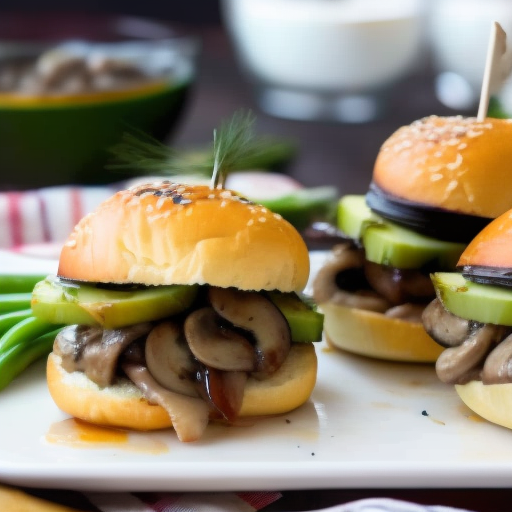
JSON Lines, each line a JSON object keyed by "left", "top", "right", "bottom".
{"left": 107, "top": 110, "right": 295, "bottom": 186}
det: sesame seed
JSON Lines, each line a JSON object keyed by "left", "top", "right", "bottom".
{"left": 273, "top": 213, "right": 282, "bottom": 220}
{"left": 65, "top": 239, "right": 77, "bottom": 248}
{"left": 446, "top": 153, "right": 463, "bottom": 170}
{"left": 247, "top": 219, "right": 254, "bottom": 226}
{"left": 146, "top": 205, "right": 154, "bottom": 213}
{"left": 259, "top": 217, "right": 266, "bottom": 222}
{"left": 430, "top": 174, "right": 443, "bottom": 181}
{"left": 446, "top": 180, "right": 458, "bottom": 193}
{"left": 156, "top": 197, "right": 165, "bottom": 210}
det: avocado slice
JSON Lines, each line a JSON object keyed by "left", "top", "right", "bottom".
{"left": 268, "top": 292, "right": 323, "bottom": 342}
{"left": 338, "top": 194, "right": 465, "bottom": 270}
{"left": 31, "top": 276, "right": 197, "bottom": 329}
{"left": 433, "top": 272, "right": 512, "bottom": 326}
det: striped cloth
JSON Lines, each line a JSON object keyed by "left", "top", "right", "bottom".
{"left": 85, "top": 491, "right": 282, "bottom": 512}
{"left": 83, "top": 494, "right": 474, "bottom": 512}
{"left": 0, "top": 185, "right": 116, "bottom": 250}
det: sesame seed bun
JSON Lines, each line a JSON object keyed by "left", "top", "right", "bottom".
{"left": 373, "top": 116, "right": 512, "bottom": 218}
{"left": 58, "top": 182, "right": 310, "bottom": 293}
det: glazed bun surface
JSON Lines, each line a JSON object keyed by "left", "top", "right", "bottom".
{"left": 457, "top": 208, "right": 512, "bottom": 269}
{"left": 321, "top": 302, "right": 443, "bottom": 363}
{"left": 373, "top": 116, "right": 512, "bottom": 218}
{"left": 58, "top": 182, "right": 310, "bottom": 292}
{"left": 47, "top": 343, "right": 317, "bottom": 431}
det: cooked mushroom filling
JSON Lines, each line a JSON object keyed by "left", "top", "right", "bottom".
{"left": 312, "top": 242, "right": 434, "bottom": 322}
{"left": 422, "top": 298, "right": 512, "bottom": 385}
{"left": 53, "top": 286, "right": 292, "bottom": 437}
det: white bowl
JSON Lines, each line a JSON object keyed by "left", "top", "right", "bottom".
{"left": 222, "top": 0, "right": 425, "bottom": 122}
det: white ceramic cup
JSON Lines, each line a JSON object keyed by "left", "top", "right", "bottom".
{"left": 221, "top": 0, "right": 425, "bottom": 122}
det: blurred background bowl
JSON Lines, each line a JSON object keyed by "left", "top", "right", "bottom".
{"left": 0, "top": 13, "right": 198, "bottom": 190}
{"left": 221, "top": 0, "right": 426, "bottom": 123}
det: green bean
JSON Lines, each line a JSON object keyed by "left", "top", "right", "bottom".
{"left": 0, "top": 316, "right": 58, "bottom": 353}
{"left": 0, "top": 328, "right": 61, "bottom": 391}
{"left": 0, "top": 309, "right": 33, "bottom": 337}
{"left": 0, "top": 274, "right": 46, "bottom": 294}
{"left": 0, "top": 293, "right": 32, "bottom": 314}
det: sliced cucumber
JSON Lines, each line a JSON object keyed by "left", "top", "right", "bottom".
{"left": 268, "top": 292, "right": 323, "bottom": 342}
{"left": 433, "top": 272, "right": 512, "bottom": 326}
{"left": 363, "top": 222, "right": 466, "bottom": 270}
{"left": 31, "top": 276, "right": 198, "bottom": 329}
{"left": 337, "top": 194, "right": 465, "bottom": 270}
{"left": 337, "top": 194, "right": 378, "bottom": 240}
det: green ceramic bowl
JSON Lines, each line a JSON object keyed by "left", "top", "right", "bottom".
{"left": 0, "top": 14, "right": 198, "bottom": 190}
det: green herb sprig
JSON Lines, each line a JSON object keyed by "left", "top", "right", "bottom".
{"left": 108, "top": 110, "right": 296, "bottom": 187}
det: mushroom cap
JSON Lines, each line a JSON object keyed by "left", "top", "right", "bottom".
{"left": 457, "top": 208, "right": 512, "bottom": 269}
{"left": 58, "top": 182, "right": 310, "bottom": 292}
{"left": 373, "top": 116, "right": 512, "bottom": 218}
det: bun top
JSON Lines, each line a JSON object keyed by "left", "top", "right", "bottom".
{"left": 372, "top": 116, "right": 512, "bottom": 218}
{"left": 457, "top": 208, "right": 512, "bottom": 269}
{"left": 58, "top": 182, "right": 310, "bottom": 292}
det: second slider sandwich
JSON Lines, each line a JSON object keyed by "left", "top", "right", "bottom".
{"left": 313, "top": 115, "right": 512, "bottom": 362}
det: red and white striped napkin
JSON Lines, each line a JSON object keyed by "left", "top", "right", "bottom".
{"left": 85, "top": 491, "right": 282, "bottom": 512}
{"left": 0, "top": 185, "right": 117, "bottom": 251}
{"left": 83, "top": 494, "right": 475, "bottom": 512}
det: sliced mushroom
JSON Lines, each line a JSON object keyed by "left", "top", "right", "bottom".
{"left": 82, "top": 323, "right": 153, "bottom": 387}
{"left": 364, "top": 261, "right": 435, "bottom": 305}
{"left": 145, "top": 321, "right": 199, "bottom": 397}
{"left": 385, "top": 303, "right": 425, "bottom": 323}
{"left": 422, "top": 299, "right": 472, "bottom": 348}
{"left": 208, "top": 287, "right": 291, "bottom": 375}
{"left": 435, "top": 324, "right": 504, "bottom": 384}
{"left": 312, "top": 243, "right": 391, "bottom": 312}
{"left": 122, "top": 362, "right": 210, "bottom": 443}
{"left": 54, "top": 322, "right": 153, "bottom": 387}
{"left": 197, "top": 365, "right": 248, "bottom": 422}
{"left": 482, "top": 333, "right": 512, "bottom": 384}
{"left": 53, "top": 324, "right": 102, "bottom": 371}
{"left": 184, "top": 308, "right": 256, "bottom": 372}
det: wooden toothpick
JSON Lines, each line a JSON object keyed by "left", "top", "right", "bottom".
{"left": 477, "top": 22, "right": 508, "bottom": 121}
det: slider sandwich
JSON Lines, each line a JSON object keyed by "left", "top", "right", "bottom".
{"left": 313, "top": 115, "right": 512, "bottom": 362}
{"left": 424, "top": 208, "right": 512, "bottom": 430}
{"left": 30, "top": 112, "right": 323, "bottom": 442}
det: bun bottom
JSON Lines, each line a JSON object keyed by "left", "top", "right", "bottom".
{"left": 321, "top": 302, "right": 443, "bottom": 363}
{"left": 47, "top": 343, "right": 317, "bottom": 431}
{"left": 456, "top": 380, "right": 512, "bottom": 430}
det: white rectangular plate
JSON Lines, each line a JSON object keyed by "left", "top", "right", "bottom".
{"left": 1, "top": 250, "right": 512, "bottom": 492}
